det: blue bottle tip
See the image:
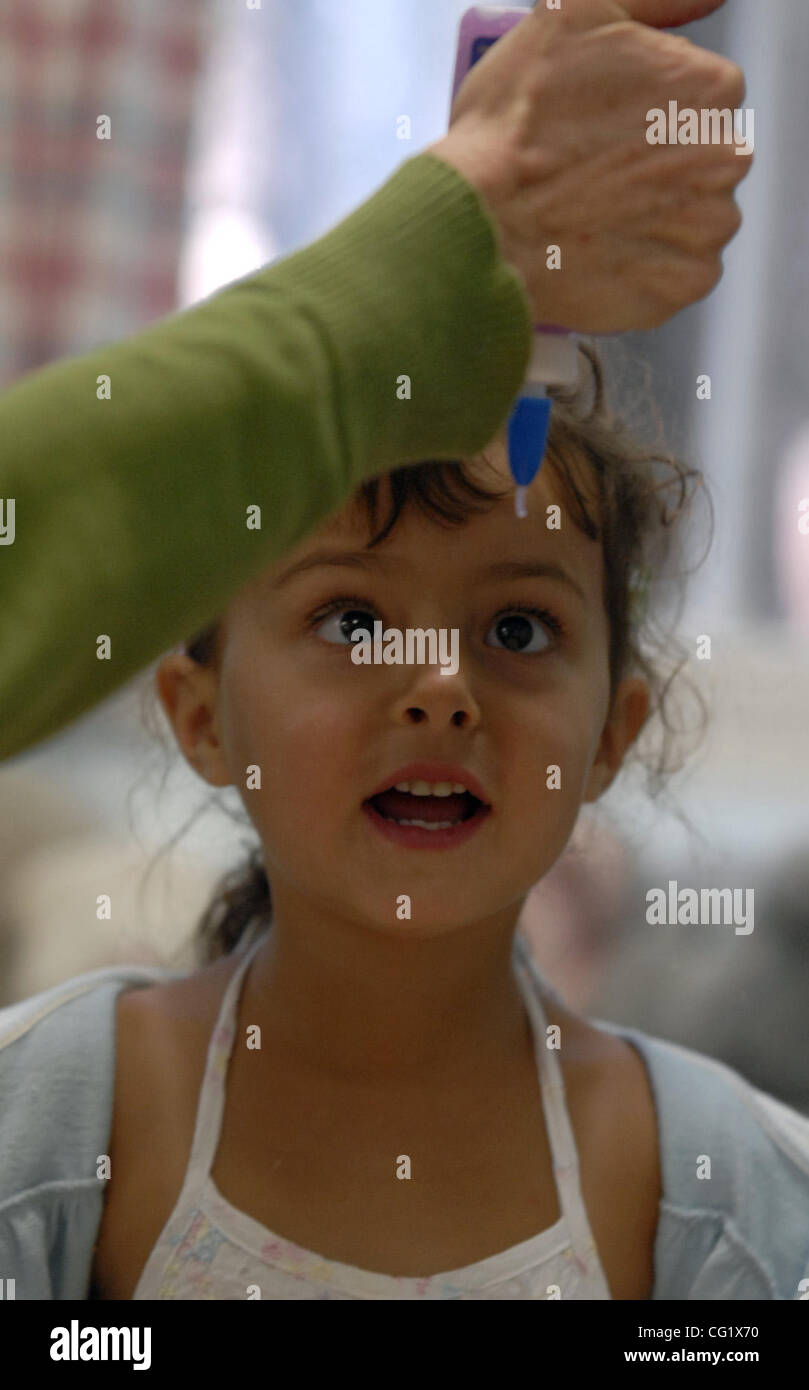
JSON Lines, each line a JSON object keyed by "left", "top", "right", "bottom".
{"left": 507, "top": 397, "right": 552, "bottom": 511}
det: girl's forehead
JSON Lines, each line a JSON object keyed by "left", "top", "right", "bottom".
{"left": 241, "top": 437, "right": 602, "bottom": 609}
{"left": 327, "top": 438, "right": 598, "bottom": 545}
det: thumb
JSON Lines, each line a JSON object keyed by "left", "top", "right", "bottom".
{"left": 619, "top": 0, "right": 726, "bottom": 23}
{"left": 555, "top": 0, "right": 727, "bottom": 28}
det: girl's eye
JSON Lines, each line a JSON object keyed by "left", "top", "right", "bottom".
{"left": 484, "top": 607, "right": 564, "bottom": 654}
{"left": 313, "top": 602, "right": 378, "bottom": 645}
{"left": 311, "top": 599, "right": 564, "bottom": 653}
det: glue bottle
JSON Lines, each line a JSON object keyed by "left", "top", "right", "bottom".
{"left": 450, "top": 5, "right": 580, "bottom": 517}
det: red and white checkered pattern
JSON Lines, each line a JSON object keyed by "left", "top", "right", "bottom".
{"left": 0, "top": 0, "right": 212, "bottom": 388}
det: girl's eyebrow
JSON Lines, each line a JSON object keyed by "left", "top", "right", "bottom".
{"left": 269, "top": 549, "right": 395, "bottom": 590}
{"left": 270, "top": 549, "right": 587, "bottom": 604}
{"left": 482, "top": 560, "right": 587, "bottom": 604}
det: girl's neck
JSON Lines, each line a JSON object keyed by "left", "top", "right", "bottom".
{"left": 236, "top": 912, "right": 536, "bottom": 1085}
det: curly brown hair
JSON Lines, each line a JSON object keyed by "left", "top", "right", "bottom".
{"left": 139, "top": 340, "right": 713, "bottom": 965}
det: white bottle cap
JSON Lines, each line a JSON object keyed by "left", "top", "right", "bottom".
{"left": 525, "top": 332, "right": 580, "bottom": 388}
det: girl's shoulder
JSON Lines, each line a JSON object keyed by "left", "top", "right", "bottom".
{"left": 0, "top": 960, "right": 179, "bottom": 1104}
{"left": 590, "top": 1013, "right": 809, "bottom": 1298}
{"left": 0, "top": 956, "right": 221, "bottom": 1198}
{"left": 0, "top": 961, "right": 189, "bottom": 1297}
{"left": 91, "top": 951, "right": 251, "bottom": 1299}
{"left": 120, "top": 949, "right": 238, "bottom": 1022}
{"left": 108, "top": 951, "right": 242, "bottom": 1147}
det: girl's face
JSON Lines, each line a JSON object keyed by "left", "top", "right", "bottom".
{"left": 160, "top": 438, "right": 648, "bottom": 939}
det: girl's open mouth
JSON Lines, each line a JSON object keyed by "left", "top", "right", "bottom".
{"left": 362, "top": 786, "right": 491, "bottom": 849}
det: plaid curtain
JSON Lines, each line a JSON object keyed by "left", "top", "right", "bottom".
{"left": 0, "top": 0, "right": 214, "bottom": 388}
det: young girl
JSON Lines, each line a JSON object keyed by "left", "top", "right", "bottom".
{"left": 78, "top": 346, "right": 809, "bottom": 1301}
{"left": 0, "top": 8, "right": 762, "bottom": 1297}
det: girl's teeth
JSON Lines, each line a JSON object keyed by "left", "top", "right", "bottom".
{"left": 391, "top": 818, "right": 457, "bottom": 829}
{"left": 393, "top": 780, "right": 467, "bottom": 796}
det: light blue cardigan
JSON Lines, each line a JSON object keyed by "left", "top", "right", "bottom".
{"left": 1, "top": 934, "right": 808, "bottom": 1301}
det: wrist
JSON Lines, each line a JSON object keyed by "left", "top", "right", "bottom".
{"left": 426, "top": 131, "right": 533, "bottom": 303}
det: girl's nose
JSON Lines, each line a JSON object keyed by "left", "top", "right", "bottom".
{"left": 389, "top": 666, "right": 482, "bottom": 731}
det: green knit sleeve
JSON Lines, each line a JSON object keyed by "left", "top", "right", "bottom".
{"left": 0, "top": 151, "right": 531, "bottom": 760}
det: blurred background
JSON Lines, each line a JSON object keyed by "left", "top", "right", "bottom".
{"left": 1, "top": 1, "right": 808, "bottom": 1110}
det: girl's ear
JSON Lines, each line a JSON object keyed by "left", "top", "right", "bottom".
{"left": 154, "top": 653, "right": 232, "bottom": 788}
{"left": 583, "top": 677, "right": 650, "bottom": 802}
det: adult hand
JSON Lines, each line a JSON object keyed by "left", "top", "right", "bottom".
{"left": 427, "top": 0, "right": 752, "bottom": 332}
